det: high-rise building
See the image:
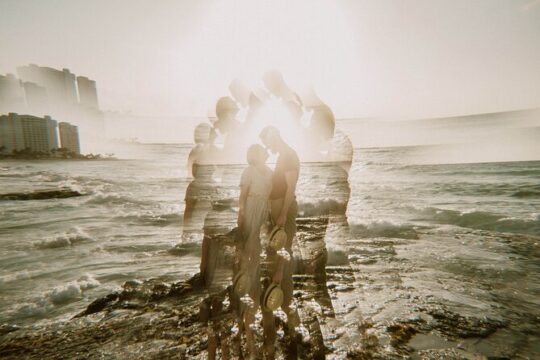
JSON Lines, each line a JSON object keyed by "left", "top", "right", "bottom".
{"left": 0, "top": 74, "right": 26, "bottom": 114}
{"left": 77, "top": 76, "right": 99, "bottom": 109}
{"left": 58, "top": 122, "right": 80, "bottom": 154}
{"left": 17, "top": 65, "right": 78, "bottom": 107}
{"left": 23, "top": 82, "right": 49, "bottom": 114}
{"left": 1, "top": 113, "right": 59, "bottom": 153}
{"left": 0, "top": 113, "right": 25, "bottom": 153}
{"left": 3, "top": 65, "right": 104, "bottom": 151}
{"left": 62, "top": 69, "right": 78, "bottom": 104}
{"left": 18, "top": 114, "right": 58, "bottom": 152}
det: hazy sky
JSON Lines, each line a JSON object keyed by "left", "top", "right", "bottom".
{"left": 1, "top": 0, "right": 539, "bottom": 119}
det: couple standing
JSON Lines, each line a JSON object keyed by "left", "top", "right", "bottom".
{"left": 236, "top": 125, "right": 300, "bottom": 358}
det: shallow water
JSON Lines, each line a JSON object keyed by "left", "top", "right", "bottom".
{"left": 0, "top": 143, "right": 539, "bottom": 357}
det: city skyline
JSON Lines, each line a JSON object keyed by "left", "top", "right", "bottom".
{"left": 0, "top": 112, "right": 80, "bottom": 154}
{"left": 1, "top": 65, "right": 100, "bottom": 115}
{"left": 0, "top": 63, "right": 104, "bottom": 152}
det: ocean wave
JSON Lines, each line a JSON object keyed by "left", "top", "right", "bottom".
{"left": 427, "top": 182, "right": 540, "bottom": 199}
{"left": 0, "top": 270, "right": 32, "bottom": 287}
{"left": 115, "top": 212, "right": 182, "bottom": 226}
{"left": 350, "top": 221, "right": 419, "bottom": 239}
{"left": 384, "top": 162, "right": 540, "bottom": 177}
{"left": 35, "top": 228, "right": 93, "bottom": 249}
{"left": 9, "top": 274, "right": 100, "bottom": 319}
{"left": 11, "top": 298, "right": 52, "bottom": 318}
{"left": 298, "top": 199, "right": 347, "bottom": 217}
{"left": 48, "top": 274, "right": 100, "bottom": 304}
{"left": 0, "top": 170, "right": 71, "bottom": 182}
{"left": 168, "top": 241, "right": 202, "bottom": 256}
{"left": 85, "top": 192, "right": 148, "bottom": 206}
{"left": 443, "top": 168, "right": 540, "bottom": 177}
{"left": 410, "top": 207, "right": 540, "bottom": 235}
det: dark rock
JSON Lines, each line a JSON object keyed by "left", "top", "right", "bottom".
{"left": 0, "top": 325, "right": 19, "bottom": 336}
{"left": 386, "top": 322, "right": 417, "bottom": 347}
{"left": 73, "top": 292, "right": 119, "bottom": 318}
{"left": 0, "top": 189, "right": 84, "bottom": 201}
{"left": 427, "top": 308, "right": 507, "bottom": 339}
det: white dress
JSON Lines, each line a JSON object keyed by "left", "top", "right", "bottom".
{"left": 240, "top": 164, "right": 273, "bottom": 260}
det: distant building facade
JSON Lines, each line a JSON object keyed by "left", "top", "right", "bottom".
{"left": 77, "top": 76, "right": 99, "bottom": 109}
{"left": 0, "top": 113, "right": 58, "bottom": 153}
{"left": 22, "top": 82, "right": 49, "bottom": 114}
{"left": 17, "top": 65, "right": 78, "bottom": 107}
{"left": 59, "top": 122, "right": 81, "bottom": 154}
{"left": 0, "top": 64, "right": 106, "bottom": 152}
{"left": 0, "top": 113, "right": 25, "bottom": 153}
{"left": 0, "top": 74, "right": 26, "bottom": 114}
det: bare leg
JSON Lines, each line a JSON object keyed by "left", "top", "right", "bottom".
{"left": 207, "top": 326, "right": 217, "bottom": 360}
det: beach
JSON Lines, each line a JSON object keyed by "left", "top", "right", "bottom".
{"left": 0, "top": 142, "right": 539, "bottom": 358}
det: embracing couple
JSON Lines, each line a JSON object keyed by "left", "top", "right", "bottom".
{"left": 236, "top": 125, "right": 300, "bottom": 358}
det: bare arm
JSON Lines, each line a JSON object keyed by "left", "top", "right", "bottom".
{"left": 238, "top": 184, "right": 249, "bottom": 228}
{"left": 183, "top": 198, "right": 195, "bottom": 224}
{"left": 182, "top": 184, "right": 196, "bottom": 236}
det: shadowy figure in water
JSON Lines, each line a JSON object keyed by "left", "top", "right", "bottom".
{"left": 183, "top": 123, "right": 218, "bottom": 242}
{"left": 295, "top": 97, "right": 338, "bottom": 319}
{"left": 325, "top": 127, "right": 354, "bottom": 262}
{"left": 187, "top": 123, "right": 219, "bottom": 177}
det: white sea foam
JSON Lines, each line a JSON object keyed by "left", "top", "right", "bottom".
{"left": 47, "top": 274, "right": 100, "bottom": 304}
{"left": 350, "top": 220, "right": 419, "bottom": 239}
{"left": 85, "top": 191, "right": 146, "bottom": 206}
{"left": 48, "top": 282, "right": 83, "bottom": 304}
{"left": 0, "top": 270, "right": 31, "bottom": 287}
{"left": 35, "top": 228, "right": 93, "bottom": 249}
{"left": 12, "top": 298, "right": 53, "bottom": 318}
{"left": 9, "top": 274, "right": 100, "bottom": 319}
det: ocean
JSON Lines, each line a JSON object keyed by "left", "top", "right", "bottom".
{"left": 1, "top": 142, "right": 539, "bottom": 356}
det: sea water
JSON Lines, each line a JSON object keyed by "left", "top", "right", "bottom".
{"left": 0, "top": 143, "right": 538, "bottom": 335}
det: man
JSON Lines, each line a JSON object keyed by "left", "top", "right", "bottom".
{"left": 213, "top": 96, "right": 244, "bottom": 163}
{"left": 259, "top": 125, "right": 300, "bottom": 358}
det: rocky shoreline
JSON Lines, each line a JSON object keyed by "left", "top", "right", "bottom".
{"left": 0, "top": 215, "right": 537, "bottom": 359}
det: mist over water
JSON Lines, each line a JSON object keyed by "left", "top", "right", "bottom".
{"left": 339, "top": 108, "right": 540, "bottom": 164}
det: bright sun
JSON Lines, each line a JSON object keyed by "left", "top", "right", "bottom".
{"left": 174, "top": 0, "right": 361, "bottom": 117}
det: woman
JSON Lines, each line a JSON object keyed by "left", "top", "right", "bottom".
{"left": 236, "top": 144, "right": 272, "bottom": 355}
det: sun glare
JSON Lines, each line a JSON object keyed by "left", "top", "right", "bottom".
{"left": 174, "top": 0, "right": 360, "bottom": 117}
{"left": 245, "top": 97, "right": 308, "bottom": 151}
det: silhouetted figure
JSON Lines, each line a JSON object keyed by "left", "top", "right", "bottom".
{"left": 263, "top": 70, "right": 302, "bottom": 105}
{"left": 187, "top": 122, "right": 216, "bottom": 177}
{"left": 294, "top": 103, "right": 338, "bottom": 319}
{"left": 214, "top": 96, "right": 244, "bottom": 162}
{"left": 259, "top": 126, "right": 301, "bottom": 359}
{"left": 326, "top": 128, "right": 354, "bottom": 259}
{"left": 234, "top": 144, "right": 273, "bottom": 357}
{"left": 244, "top": 90, "right": 265, "bottom": 132}
{"left": 229, "top": 78, "right": 251, "bottom": 109}
{"left": 183, "top": 163, "right": 217, "bottom": 242}
{"left": 183, "top": 123, "right": 218, "bottom": 241}
{"left": 196, "top": 74, "right": 355, "bottom": 358}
